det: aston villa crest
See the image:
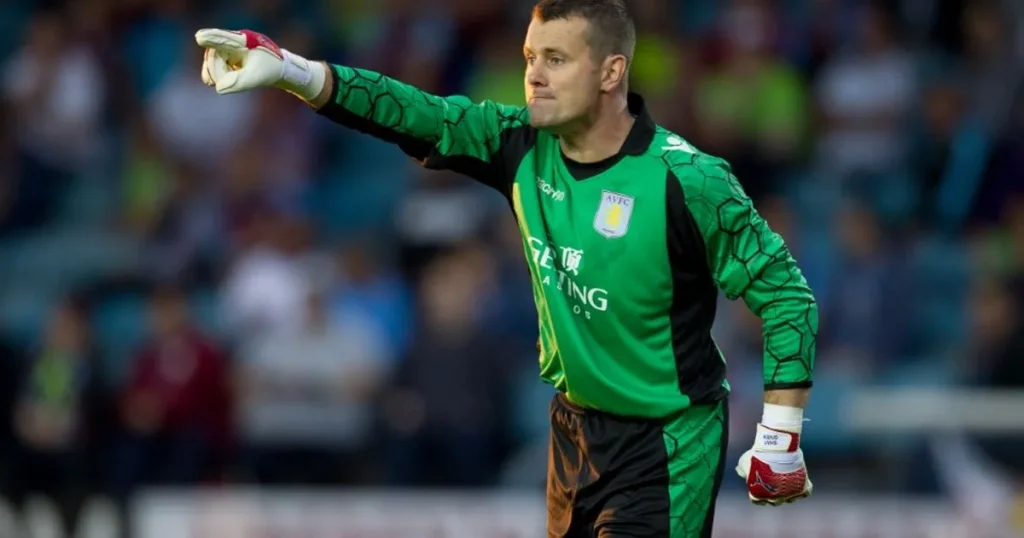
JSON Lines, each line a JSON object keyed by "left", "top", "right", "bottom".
{"left": 594, "top": 190, "right": 634, "bottom": 238}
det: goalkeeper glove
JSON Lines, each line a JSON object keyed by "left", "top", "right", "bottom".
{"left": 735, "top": 404, "right": 813, "bottom": 506}
{"left": 194, "top": 28, "right": 326, "bottom": 100}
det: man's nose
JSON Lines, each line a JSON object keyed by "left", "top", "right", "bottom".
{"left": 526, "top": 65, "right": 546, "bottom": 86}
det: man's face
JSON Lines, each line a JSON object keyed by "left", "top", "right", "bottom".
{"left": 523, "top": 16, "right": 603, "bottom": 130}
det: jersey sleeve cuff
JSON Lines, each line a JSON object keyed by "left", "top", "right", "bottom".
{"left": 763, "top": 381, "right": 813, "bottom": 391}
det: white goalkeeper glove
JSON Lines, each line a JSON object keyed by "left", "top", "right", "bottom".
{"left": 735, "top": 404, "right": 813, "bottom": 506}
{"left": 194, "top": 28, "right": 326, "bottom": 100}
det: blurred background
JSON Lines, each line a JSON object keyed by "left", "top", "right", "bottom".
{"left": 0, "top": 0, "right": 1023, "bottom": 536}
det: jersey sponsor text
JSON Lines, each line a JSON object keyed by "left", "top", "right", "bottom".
{"left": 526, "top": 236, "right": 608, "bottom": 319}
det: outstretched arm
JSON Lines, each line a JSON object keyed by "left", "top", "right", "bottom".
{"left": 310, "top": 64, "right": 528, "bottom": 182}
{"left": 196, "top": 28, "right": 529, "bottom": 189}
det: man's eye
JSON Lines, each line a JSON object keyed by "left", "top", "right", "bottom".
{"left": 526, "top": 56, "right": 536, "bottom": 65}
{"left": 549, "top": 57, "right": 564, "bottom": 66}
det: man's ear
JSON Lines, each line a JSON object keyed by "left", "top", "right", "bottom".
{"left": 600, "top": 54, "right": 628, "bottom": 93}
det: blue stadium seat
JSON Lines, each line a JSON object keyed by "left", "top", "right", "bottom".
{"left": 0, "top": 288, "right": 59, "bottom": 347}
{"left": 0, "top": 231, "right": 140, "bottom": 291}
{"left": 122, "top": 18, "right": 186, "bottom": 98}
{"left": 877, "top": 357, "right": 956, "bottom": 387}
{"left": 795, "top": 231, "right": 834, "bottom": 310}
{"left": 189, "top": 289, "right": 225, "bottom": 341}
{"left": 872, "top": 171, "right": 918, "bottom": 226}
{"left": 510, "top": 363, "right": 556, "bottom": 445}
{"left": 907, "top": 236, "right": 969, "bottom": 352}
{"left": 91, "top": 294, "right": 148, "bottom": 386}
{"left": 0, "top": 4, "right": 29, "bottom": 64}
{"left": 790, "top": 172, "right": 840, "bottom": 229}
{"left": 66, "top": 233, "right": 141, "bottom": 284}
{"left": 2, "top": 233, "right": 69, "bottom": 289}
{"left": 58, "top": 176, "right": 120, "bottom": 227}
{"left": 499, "top": 363, "right": 555, "bottom": 489}
{"left": 312, "top": 159, "right": 409, "bottom": 233}
{"left": 677, "top": 0, "right": 720, "bottom": 34}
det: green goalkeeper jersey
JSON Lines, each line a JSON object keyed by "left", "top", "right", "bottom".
{"left": 318, "top": 66, "right": 819, "bottom": 419}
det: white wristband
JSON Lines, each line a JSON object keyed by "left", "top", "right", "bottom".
{"left": 279, "top": 49, "right": 327, "bottom": 101}
{"left": 761, "top": 403, "right": 803, "bottom": 431}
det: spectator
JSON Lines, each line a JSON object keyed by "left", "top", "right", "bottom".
{"left": 465, "top": 32, "right": 524, "bottom": 105}
{"left": 238, "top": 289, "right": 390, "bottom": 485}
{"left": 959, "top": 0, "right": 1023, "bottom": 138}
{"left": 221, "top": 145, "right": 275, "bottom": 253}
{"left": 142, "top": 160, "right": 224, "bottom": 286}
{"left": 122, "top": 120, "right": 175, "bottom": 238}
{"left": 394, "top": 170, "right": 497, "bottom": 279}
{"left": 911, "top": 77, "right": 966, "bottom": 228}
{"left": 381, "top": 245, "right": 511, "bottom": 487}
{"left": 66, "top": 0, "right": 141, "bottom": 128}
{"left": 820, "top": 202, "right": 907, "bottom": 374}
{"left": 248, "top": 89, "right": 318, "bottom": 213}
{"left": 113, "top": 286, "right": 231, "bottom": 498}
{"left": 964, "top": 277, "right": 1024, "bottom": 493}
{"left": 969, "top": 121, "right": 1024, "bottom": 229}
{"left": 2, "top": 9, "right": 107, "bottom": 232}
{"left": 692, "top": 0, "right": 808, "bottom": 200}
{"left": 815, "top": 3, "right": 915, "bottom": 178}
{"left": 220, "top": 213, "right": 316, "bottom": 340}
{"left": 480, "top": 215, "right": 542, "bottom": 346}
{"left": 628, "top": 0, "right": 682, "bottom": 103}
{"left": 146, "top": 37, "right": 258, "bottom": 172}
{"left": 967, "top": 278, "right": 1023, "bottom": 381}
{"left": 330, "top": 239, "right": 413, "bottom": 363}
{"left": 3, "top": 9, "right": 107, "bottom": 174}
{"left": 971, "top": 194, "right": 1024, "bottom": 281}
{"left": 9, "top": 297, "right": 110, "bottom": 534}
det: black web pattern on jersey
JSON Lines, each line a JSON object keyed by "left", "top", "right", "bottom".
{"left": 658, "top": 144, "right": 818, "bottom": 387}
{"left": 334, "top": 68, "right": 530, "bottom": 160}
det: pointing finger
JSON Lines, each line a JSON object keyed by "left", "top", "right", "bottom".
{"left": 195, "top": 28, "right": 247, "bottom": 51}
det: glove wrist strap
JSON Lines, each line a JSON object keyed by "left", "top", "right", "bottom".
{"left": 753, "top": 423, "right": 800, "bottom": 453}
{"left": 278, "top": 49, "right": 326, "bottom": 101}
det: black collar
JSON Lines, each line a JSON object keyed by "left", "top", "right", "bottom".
{"left": 621, "top": 92, "right": 656, "bottom": 155}
{"left": 559, "top": 93, "right": 657, "bottom": 180}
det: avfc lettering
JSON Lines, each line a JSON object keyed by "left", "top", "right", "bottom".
{"left": 526, "top": 236, "right": 608, "bottom": 319}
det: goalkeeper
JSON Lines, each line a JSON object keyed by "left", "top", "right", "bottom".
{"left": 196, "top": 0, "right": 818, "bottom": 535}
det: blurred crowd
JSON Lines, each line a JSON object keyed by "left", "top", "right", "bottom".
{"left": 1, "top": 0, "right": 1024, "bottom": 532}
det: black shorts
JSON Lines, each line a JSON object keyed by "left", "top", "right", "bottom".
{"left": 546, "top": 393, "right": 729, "bottom": 538}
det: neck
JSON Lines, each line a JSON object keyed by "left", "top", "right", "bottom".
{"left": 558, "top": 93, "right": 634, "bottom": 163}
